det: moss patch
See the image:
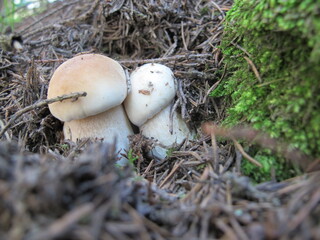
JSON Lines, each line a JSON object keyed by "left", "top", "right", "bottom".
{"left": 212, "top": 0, "right": 320, "bottom": 182}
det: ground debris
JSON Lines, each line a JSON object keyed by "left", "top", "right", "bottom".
{"left": 0, "top": 0, "right": 319, "bottom": 239}
{"left": 0, "top": 140, "right": 319, "bottom": 239}
{"left": 1, "top": 0, "right": 231, "bottom": 151}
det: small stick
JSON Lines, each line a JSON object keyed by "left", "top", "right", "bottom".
{"left": 0, "top": 92, "right": 87, "bottom": 138}
{"left": 33, "top": 59, "right": 66, "bottom": 63}
{"left": 159, "top": 160, "right": 184, "bottom": 188}
{"left": 211, "top": 1, "right": 226, "bottom": 17}
{"left": 181, "top": 166, "right": 210, "bottom": 203}
{"left": 202, "top": 122, "right": 262, "bottom": 167}
{"left": 119, "top": 53, "right": 212, "bottom": 65}
{"left": 243, "top": 56, "right": 262, "bottom": 83}
{"left": 181, "top": 22, "right": 188, "bottom": 51}
{"left": 211, "top": 131, "right": 220, "bottom": 172}
{"left": 201, "top": 122, "right": 312, "bottom": 170}
{"left": 30, "top": 53, "right": 212, "bottom": 65}
{"left": 232, "top": 137, "right": 262, "bottom": 168}
{"left": 231, "top": 42, "right": 252, "bottom": 58}
{"left": 202, "top": 63, "right": 227, "bottom": 104}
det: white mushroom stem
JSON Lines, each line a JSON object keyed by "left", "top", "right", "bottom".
{"left": 140, "top": 104, "right": 194, "bottom": 160}
{"left": 63, "top": 105, "right": 133, "bottom": 165}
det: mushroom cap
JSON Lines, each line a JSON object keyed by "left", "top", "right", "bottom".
{"left": 47, "top": 54, "right": 127, "bottom": 122}
{"left": 124, "top": 63, "right": 176, "bottom": 127}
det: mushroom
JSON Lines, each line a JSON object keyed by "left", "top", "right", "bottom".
{"left": 47, "top": 53, "right": 133, "bottom": 164}
{"left": 124, "top": 63, "right": 193, "bottom": 159}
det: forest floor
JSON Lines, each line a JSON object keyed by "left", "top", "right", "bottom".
{"left": 0, "top": 0, "right": 319, "bottom": 239}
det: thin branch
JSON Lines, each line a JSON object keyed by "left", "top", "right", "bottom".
{"left": 243, "top": 56, "right": 262, "bottom": 83}
{"left": 211, "top": 131, "right": 220, "bottom": 172}
{"left": 118, "top": 53, "right": 212, "bottom": 65}
{"left": 181, "top": 22, "right": 188, "bottom": 51}
{"left": 231, "top": 42, "right": 252, "bottom": 58}
{"left": 232, "top": 137, "right": 262, "bottom": 168}
{"left": 159, "top": 160, "right": 184, "bottom": 188}
{"left": 201, "top": 122, "right": 312, "bottom": 170}
{"left": 211, "top": 1, "right": 226, "bottom": 17}
{"left": 0, "top": 92, "right": 87, "bottom": 138}
{"left": 30, "top": 53, "right": 212, "bottom": 65}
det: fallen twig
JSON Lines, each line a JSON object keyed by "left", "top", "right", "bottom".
{"left": 232, "top": 137, "right": 262, "bottom": 168}
{"left": 119, "top": 53, "right": 212, "bottom": 65}
{"left": 243, "top": 56, "right": 262, "bottom": 83}
{"left": 201, "top": 122, "right": 312, "bottom": 171}
{"left": 0, "top": 91, "right": 87, "bottom": 138}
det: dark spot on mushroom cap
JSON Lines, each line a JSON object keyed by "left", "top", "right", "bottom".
{"left": 139, "top": 89, "right": 151, "bottom": 95}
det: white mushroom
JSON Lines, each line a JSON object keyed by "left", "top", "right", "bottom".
{"left": 124, "top": 63, "right": 193, "bottom": 159}
{"left": 47, "top": 53, "right": 133, "bottom": 164}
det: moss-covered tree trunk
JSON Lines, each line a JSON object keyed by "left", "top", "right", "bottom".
{"left": 213, "top": 0, "right": 320, "bottom": 181}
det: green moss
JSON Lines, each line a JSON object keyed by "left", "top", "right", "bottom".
{"left": 241, "top": 149, "right": 301, "bottom": 183}
{"left": 212, "top": 0, "right": 320, "bottom": 182}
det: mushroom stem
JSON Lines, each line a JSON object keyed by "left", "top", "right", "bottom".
{"left": 140, "top": 104, "right": 194, "bottom": 160}
{"left": 63, "top": 105, "right": 133, "bottom": 164}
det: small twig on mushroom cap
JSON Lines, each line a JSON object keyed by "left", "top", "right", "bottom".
{"left": 0, "top": 92, "right": 87, "bottom": 138}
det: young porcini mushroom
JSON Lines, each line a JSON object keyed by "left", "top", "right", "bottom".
{"left": 47, "top": 53, "right": 133, "bottom": 164}
{"left": 124, "top": 63, "right": 193, "bottom": 159}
